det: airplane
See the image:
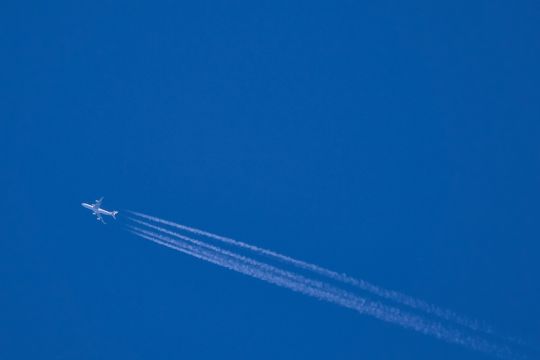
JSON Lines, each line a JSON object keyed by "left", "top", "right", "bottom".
{"left": 81, "top": 197, "right": 119, "bottom": 224}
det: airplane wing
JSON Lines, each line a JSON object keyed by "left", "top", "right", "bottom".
{"left": 96, "top": 213, "right": 106, "bottom": 224}
{"left": 95, "top": 197, "right": 104, "bottom": 208}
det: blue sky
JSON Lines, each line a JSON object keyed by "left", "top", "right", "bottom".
{"left": 2, "top": 1, "right": 539, "bottom": 359}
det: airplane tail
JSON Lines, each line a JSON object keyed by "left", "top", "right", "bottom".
{"left": 112, "top": 211, "right": 119, "bottom": 219}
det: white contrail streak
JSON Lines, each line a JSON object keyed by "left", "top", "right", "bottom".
{"left": 127, "top": 218, "right": 454, "bottom": 335}
{"left": 124, "top": 224, "right": 520, "bottom": 360}
{"left": 126, "top": 210, "right": 492, "bottom": 335}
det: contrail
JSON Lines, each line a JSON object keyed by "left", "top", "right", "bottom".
{"left": 126, "top": 219, "right": 445, "bottom": 331}
{"left": 124, "top": 223, "right": 522, "bottom": 360}
{"left": 127, "top": 218, "right": 458, "bottom": 334}
{"left": 126, "top": 210, "right": 493, "bottom": 336}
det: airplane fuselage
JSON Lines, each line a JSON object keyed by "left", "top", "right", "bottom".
{"left": 81, "top": 202, "right": 116, "bottom": 216}
{"left": 81, "top": 199, "right": 118, "bottom": 223}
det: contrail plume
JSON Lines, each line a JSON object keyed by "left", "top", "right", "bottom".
{"left": 124, "top": 224, "right": 521, "bottom": 360}
{"left": 127, "top": 219, "right": 445, "bottom": 331}
{"left": 126, "top": 210, "right": 492, "bottom": 335}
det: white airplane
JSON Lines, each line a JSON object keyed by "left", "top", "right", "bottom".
{"left": 81, "top": 197, "right": 118, "bottom": 224}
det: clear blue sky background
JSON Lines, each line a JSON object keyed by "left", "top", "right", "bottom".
{"left": 2, "top": 1, "right": 539, "bottom": 359}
